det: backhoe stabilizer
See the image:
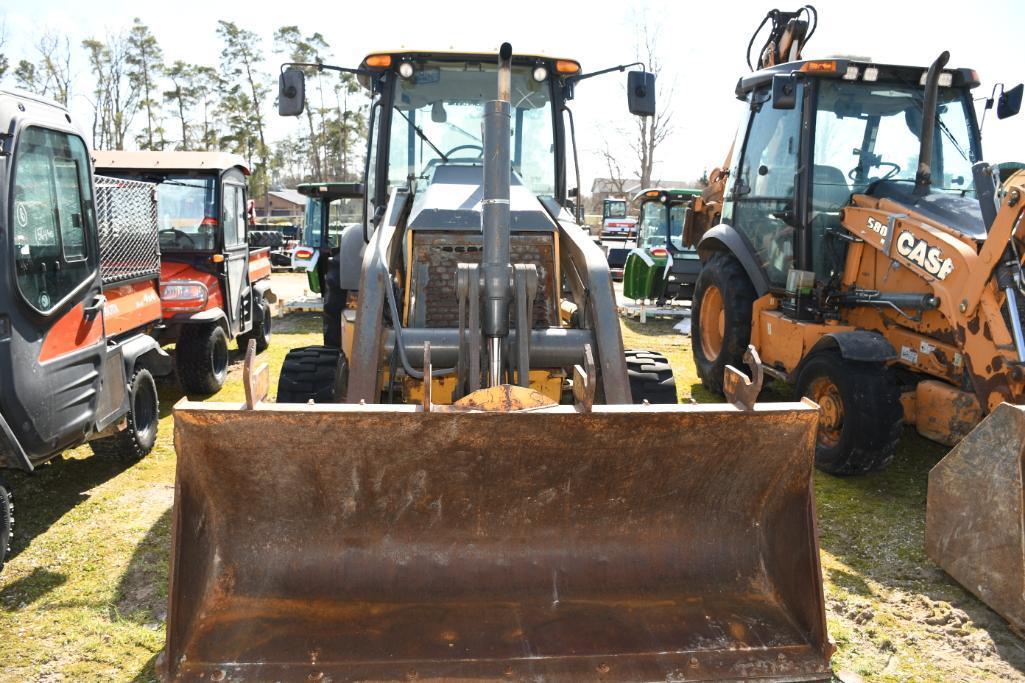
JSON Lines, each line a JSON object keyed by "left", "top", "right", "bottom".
{"left": 160, "top": 398, "right": 832, "bottom": 681}
{"left": 927, "top": 403, "right": 1025, "bottom": 632}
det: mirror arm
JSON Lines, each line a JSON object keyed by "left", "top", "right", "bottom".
{"left": 280, "top": 61, "right": 377, "bottom": 78}
{"left": 564, "top": 61, "right": 645, "bottom": 99}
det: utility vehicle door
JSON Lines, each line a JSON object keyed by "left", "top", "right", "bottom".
{"left": 1, "top": 122, "right": 108, "bottom": 466}
{"left": 219, "top": 175, "right": 250, "bottom": 336}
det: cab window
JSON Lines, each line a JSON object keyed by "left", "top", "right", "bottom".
{"left": 638, "top": 201, "right": 666, "bottom": 249}
{"left": 11, "top": 127, "right": 95, "bottom": 313}
{"left": 669, "top": 204, "right": 697, "bottom": 255}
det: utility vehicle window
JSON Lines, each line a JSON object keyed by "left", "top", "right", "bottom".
{"left": 387, "top": 61, "right": 555, "bottom": 197}
{"left": 327, "top": 198, "right": 361, "bottom": 247}
{"left": 11, "top": 127, "right": 94, "bottom": 313}
{"left": 222, "top": 185, "right": 241, "bottom": 247}
{"left": 638, "top": 202, "right": 666, "bottom": 249}
{"left": 670, "top": 204, "right": 697, "bottom": 256}
{"left": 153, "top": 175, "right": 218, "bottom": 251}
{"left": 734, "top": 85, "right": 803, "bottom": 288}
{"left": 605, "top": 200, "right": 627, "bottom": 218}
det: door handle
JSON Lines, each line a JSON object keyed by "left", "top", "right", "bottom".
{"left": 83, "top": 294, "right": 106, "bottom": 316}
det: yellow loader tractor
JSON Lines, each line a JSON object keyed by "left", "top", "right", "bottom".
{"left": 157, "top": 45, "right": 834, "bottom": 681}
{"left": 689, "top": 6, "right": 1025, "bottom": 634}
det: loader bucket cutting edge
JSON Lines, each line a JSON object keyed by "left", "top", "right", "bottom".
{"left": 927, "top": 402, "right": 1025, "bottom": 633}
{"left": 161, "top": 399, "right": 831, "bottom": 682}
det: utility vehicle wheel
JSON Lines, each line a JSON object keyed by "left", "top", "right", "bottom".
{"left": 0, "top": 477, "right": 11, "bottom": 572}
{"left": 625, "top": 350, "right": 677, "bottom": 404}
{"left": 692, "top": 252, "right": 757, "bottom": 395}
{"left": 90, "top": 368, "right": 159, "bottom": 461}
{"left": 276, "top": 346, "right": 343, "bottom": 404}
{"left": 176, "top": 323, "right": 229, "bottom": 395}
{"left": 796, "top": 350, "right": 903, "bottom": 476}
{"left": 239, "top": 299, "right": 272, "bottom": 353}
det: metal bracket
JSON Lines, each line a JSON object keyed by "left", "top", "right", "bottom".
{"left": 422, "top": 341, "right": 433, "bottom": 412}
{"left": 513, "top": 264, "right": 539, "bottom": 387}
{"left": 723, "top": 345, "right": 764, "bottom": 411}
{"left": 572, "top": 343, "right": 597, "bottom": 412}
{"left": 243, "top": 339, "right": 269, "bottom": 409}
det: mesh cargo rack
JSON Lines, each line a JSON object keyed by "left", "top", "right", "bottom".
{"left": 95, "top": 174, "right": 160, "bottom": 286}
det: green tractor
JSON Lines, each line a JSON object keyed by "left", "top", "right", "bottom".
{"left": 622, "top": 188, "right": 702, "bottom": 303}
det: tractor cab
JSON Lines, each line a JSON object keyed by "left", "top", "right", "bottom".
{"left": 292, "top": 181, "right": 364, "bottom": 294}
{"left": 94, "top": 151, "right": 274, "bottom": 394}
{"left": 601, "top": 196, "right": 635, "bottom": 237}
{"left": 706, "top": 57, "right": 1021, "bottom": 300}
{"left": 623, "top": 188, "right": 702, "bottom": 302}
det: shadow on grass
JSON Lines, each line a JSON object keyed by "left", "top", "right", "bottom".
{"left": 130, "top": 653, "right": 160, "bottom": 683}
{"left": 113, "top": 508, "right": 172, "bottom": 626}
{"left": 3, "top": 454, "right": 139, "bottom": 565}
{"left": 0, "top": 567, "right": 67, "bottom": 608}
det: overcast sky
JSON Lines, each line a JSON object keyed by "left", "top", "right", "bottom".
{"left": 4, "top": 0, "right": 1023, "bottom": 191}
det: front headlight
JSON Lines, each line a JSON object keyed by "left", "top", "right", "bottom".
{"left": 161, "top": 281, "right": 209, "bottom": 312}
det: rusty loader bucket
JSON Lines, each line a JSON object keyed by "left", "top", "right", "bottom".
{"left": 160, "top": 399, "right": 831, "bottom": 681}
{"left": 927, "top": 403, "right": 1025, "bottom": 633}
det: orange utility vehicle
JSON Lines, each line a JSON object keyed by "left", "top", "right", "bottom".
{"left": 93, "top": 151, "right": 273, "bottom": 394}
{"left": 0, "top": 89, "right": 169, "bottom": 570}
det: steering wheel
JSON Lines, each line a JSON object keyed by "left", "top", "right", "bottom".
{"left": 443, "top": 144, "right": 484, "bottom": 159}
{"left": 160, "top": 228, "right": 196, "bottom": 248}
{"left": 849, "top": 161, "right": 901, "bottom": 181}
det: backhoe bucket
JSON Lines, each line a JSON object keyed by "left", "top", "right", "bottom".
{"left": 161, "top": 399, "right": 831, "bottom": 681}
{"left": 927, "top": 402, "right": 1025, "bottom": 632}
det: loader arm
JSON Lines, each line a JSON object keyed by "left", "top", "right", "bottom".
{"left": 841, "top": 179, "right": 1025, "bottom": 411}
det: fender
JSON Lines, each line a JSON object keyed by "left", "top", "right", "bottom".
{"left": 337, "top": 224, "right": 367, "bottom": 292}
{"left": 808, "top": 330, "right": 897, "bottom": 363}
{"left": 171, "top": 306, "right": 229, "bottom": 331}
{"left": 119, "top": 333, "right": 173, "bottom": 378}
{"left": 253, "top": 279, "right": 273, "bottom": 300}
{"left": 698, "top": 224, "right": 771, "bottom": 296}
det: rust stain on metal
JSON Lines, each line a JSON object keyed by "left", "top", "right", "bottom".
{"left": 927, "top": 404, "right": 1025, "bottom": 634}
{"left": 161, "top": 400, "right": 831, "bottom": 681}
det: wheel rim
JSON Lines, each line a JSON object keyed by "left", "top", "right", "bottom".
{"left": 808, "top": 376, "right": 844, "bottom": 448}
{"left": 699, "top": 284, "right": 725, "bottom": 360}
{"left": 133, "top": 378, "right": 157, "bottom": 444}
{"left": 212, "top": 334, "right": 229, "bottom": 380}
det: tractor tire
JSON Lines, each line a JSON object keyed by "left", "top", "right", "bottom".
{"left": 796, "top": 350, "right": 904, "bottom": 476}
{"left": 90, "top": 368, "right": 159, "bottom": 461}
{"left": 692, "top": 251, "right": 757, "bottom": 395}
{"left": 239, "top": 299, "right": 272, "bottom": 353}
{"left": 0, "top": 476, "right": 11, "bottom": 572}
{"left": 176, "top": 323, "right": 230, "bottom": 395}
{"left": 276, "top": 346, "right": 344, "bottom": 404}
{"left": 625, "top": 350, "right": 677, "bottom": 404}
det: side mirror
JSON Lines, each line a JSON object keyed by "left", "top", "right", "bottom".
{"left": 627, "top": 71, "right": 656, "bottom": 117}
{"left": 772, "top": 74, "right": 798, "bottom": 110}
{"left": 278, "top": 68, "right": 306, "bottom": 117}
{"left": 998, "top": 83, "right": 1023, "bottom": 119}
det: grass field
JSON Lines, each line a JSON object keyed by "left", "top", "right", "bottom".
{"left": 1, "top": 303, "right": 1024, "bottom": 681}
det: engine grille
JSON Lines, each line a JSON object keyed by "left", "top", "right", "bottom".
{"left": 95, "top": 175, "right": 160, "bottom": 286}
{"left": 409, "top": 232, "right": 558, "bottom": 329}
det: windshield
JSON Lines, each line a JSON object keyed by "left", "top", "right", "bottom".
{"left": 303, "top": 196, "right": 362, "bottom": 249}
{"left": 386, "top": 61, "right": 555, "bottom": 197}
{"left": 605, "top": 200, "right": 627, "bottom": 218}
{"left": 813, "top": 81, "right": 978, "bottom": 198}
{"left": 156, "top": 176, "right": 218, "bottom": 250}
{"left": 638, "top": 201, "right": 665, "bottom": 248}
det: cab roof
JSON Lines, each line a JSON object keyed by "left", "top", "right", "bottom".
{"left": 633, "top": 187, "right": 702, "bottom": 203}
{"left": 360, "top": 49, "right": 580, "bottom": 71}
{"left": 736, "top": 58, "right": 980, "bottom": 99}
{"left": 92, "top": 150, "right": 250, "bottom": 175}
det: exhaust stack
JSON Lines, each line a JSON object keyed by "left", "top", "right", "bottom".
{"left": 482, "top": 42, "right": 514, "bottom": 386}
{"left": 915, "top": 51, "right": 950, "bottom": 195}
